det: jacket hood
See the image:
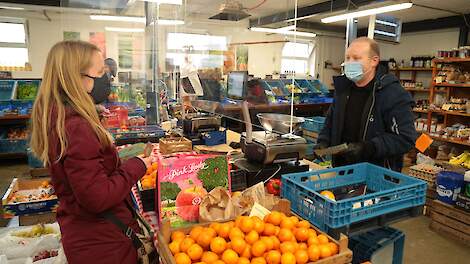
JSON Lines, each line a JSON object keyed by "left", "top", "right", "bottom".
{"left": 333, "top": 64, "right": 400, "bottom": 92}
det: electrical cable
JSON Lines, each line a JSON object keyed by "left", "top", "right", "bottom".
{"left": 263, "top": 164, "right": 282, "bottom": 184}
{"left": 246, "top": 0, "right": 268, "bottom": 11}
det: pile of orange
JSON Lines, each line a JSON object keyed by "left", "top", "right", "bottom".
{"left": 140, "top": 162, "right": 158, "bottom": 189}
{"left": 169, "top": 211, "right": 339, "bottom": 264}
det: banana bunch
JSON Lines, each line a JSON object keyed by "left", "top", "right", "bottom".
{"left": 449, "top": 151, "right": 470, "bottom": 169}
{"left": 12, "top": 224, "right": 56, "bottom": 238}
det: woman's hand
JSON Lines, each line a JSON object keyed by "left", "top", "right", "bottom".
{"left": 136, "top": 155, "right": 152, "bottom": 170}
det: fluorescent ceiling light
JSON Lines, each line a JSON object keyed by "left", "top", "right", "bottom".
{"left": 250, "top": 27, "right": 316, "bottom": 38}
{"left": 321, "top": 2, "right": 413, "bottom": 23}
{"left": 375, "top": 19, "right": 398, "bottom": 27}
{"left": 138, "top": 0, "right": 182, "bottom": 5}
{"left": 277, "top": 25, "right": 296, "bottom": 31}
{"left": 105, "top": 27, "right": 145, "bottom": 33}
{"left": 90, "top": 15, "right": 146, "bottom": 23}
{"left": 0, "top": 6, "right": 25, "bottom": 10}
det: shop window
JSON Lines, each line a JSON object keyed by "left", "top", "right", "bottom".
{"left": 0, "top": 19, "right": 29, "bottom": 68}
{"left": 281, "top": 42, "right": 312, "bottom": 75}
{"left": 166, "top": 33, "right": 227, "bottom": 68}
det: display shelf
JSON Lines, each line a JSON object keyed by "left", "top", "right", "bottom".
{"left": 413, "top": 109, "right": 428, "bottom": 113}
{"left": 0, "top": 115, "right": 30, "bottom": 121}
{"left": 434, "top": 58, "right": 470, "bottom": 63}
{"left": 427, "top": 133, "right": 470, "bottom": 147}
{"left": 405, "top": 88, "right": 430, "bottom": 92}
{"left": 391, "top": 67, "right": 433, "bottom": 71}
{"left": 430, "top": 110, "right": 470, "bottom": 117}
{"left": 434, "top": 83, "right": 470, "bottom": 88}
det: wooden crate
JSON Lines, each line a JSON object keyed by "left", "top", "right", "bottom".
{"left": 424, "top": 188, "right": 437, "bottom": 217}
{"left": 157, "top": 200, "right": 353, "bottom": 264}
{"left": 429, "top": 200, "right": 470, "bottom": 246}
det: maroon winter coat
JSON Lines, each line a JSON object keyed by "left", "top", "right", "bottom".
{"left": 48, "top": 107, "right": 146, "bottom": 264}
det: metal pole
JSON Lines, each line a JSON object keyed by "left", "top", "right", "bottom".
{"left": 345, "top": 18, "right": 357, "bottom": 49}
{"left": 367, "top": 14, "right": 376, "bottom": 39}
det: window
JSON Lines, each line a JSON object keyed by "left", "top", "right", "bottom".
{"left": 281, "top": 42, "right": 312, "bottom": 75}
{"left": 0, "top": 19, "right": 29, "bottom": 68}
{"left": 166, "top": 33, "right": 227, "bottom": 68}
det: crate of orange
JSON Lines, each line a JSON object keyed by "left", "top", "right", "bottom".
{"left": 137, "top": 162, "right": 158, "bottom": 212}
{"left": 157, "top": 200, "right": 353, "bottom": 264}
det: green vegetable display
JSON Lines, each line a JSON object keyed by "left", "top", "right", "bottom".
{"left": 197, "top": 156, "right": 228, "bottom": 192}
{"left": 160, "top": 182, "right": 181, "bottom": 201}
{"left": 16, "top": 80, "right": 40, "bottom": 100}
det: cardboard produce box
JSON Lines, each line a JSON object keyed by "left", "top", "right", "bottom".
{"left": 2, "top": 178, "right": 58, "bottom": 218}
{"left": 157, "top": 153, "right": 230, "bottom": 228}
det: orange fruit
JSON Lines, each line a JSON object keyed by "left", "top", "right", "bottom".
{"left": 238, "top": 257, "right": 250, "bottom": 264}
{"left": 187, "top": 244, "right": 204, "bottom": 261}
{"left": 222, "top": 249, "right": 239, "bottom": 264}
{"left": 320, "top": 190, "right": 335, "bottom": 201}
{"left": 169, "top": 240, "right": 181, "bottom": 255}
{"left": 268, "top": 212, "right": 283, "bottom": 226}
{"left": 260, "top": 236, "right": 273, "bottom": 251}
{"left": 252, "top": 217, "right": 265, "bottom": 233}
{"left": 319, "top": 244, "right": 332, "bottom": 259}
{"left": 251, "top": 257, "right": 267, "bottom": 264}
{"left": 317, "top": 234, "right": 329, "bottom": 245}
{"left": 227, "top": 221, "right": 235, "bottom": 228}
{"left": 280, "top": 252, "right": 296, "bottom": 264}
{"left": 240, "top": 217, "right": 254, "bottom": 233}
{"left": 175, "top": 252, "right": 191, "bottom": 264}
{"left": 298, "top": 243, "right": 308, "bottom": 250}
{"left": 226, "top": 242, "right": 232, "bottom": 250}
{"left": 210, "top": 237, "right": 227, "bottom": 254}
{"left": 146, "top": 167, "right": 152, "bottom": 175}
{"left": 193, "top": 262, "right": 206, "bottom": 264}
{"left": 273, "top": 227, "right": 281, "bottom": 236}
{"left": 307, "top": 245, "right": 320, "bottom": 262}
{"left": 265, "top": 250, "right": 282, "bottom": 264}
{"left": 206, "top": 227, "right": 217, "bottom": 238}
{"left": 218, "top": 223, "right": 231, "bottom": 239}
{"left": 294, "top": 250, "right": 309, "bottom": 264}
{"left": 235, "top": 216, "right": 246, "bottom": 228}
{"left": 229, "top": 227, "right": 245, "bottom": 240}
{"left": 190, "top": 226, "right": 205, "bottom": 241}
{"left": 280, "top": 218, "right": 295, "bottom": 230}
{"left": 180, "top": 237, "right": 195, "bottom": 253}
{"left": 263, "top": 223, "right": 276, "bottom": 236}
{"left": 245, "top": 230, "right": 259, "bottom": 245}
{"left": 210, "top": 223, "right": 221, "bottom": 233}
{"left": 231, "top": 237, "right": 247, "bottom": 255}
{"left": 251, "top": 240, "right": 267, "bottom": 257}
{"left": 328, "top": 242, "right": 338, "bottom": 255}
{"left": 278, "top": 228, "right": 293, "bottom": 242}
{"left": 213, "top": 261, "right": 226, "bottom": 264}
{"left": 307, "top": 229, "right": 317, "bottom": 238}
{"left": 280, "top": 241, "right": 296, "bottom": 254}
{"left": 296, "top": 220, "right": 310, "bottom": 229}
{"left": 197, "top": 232, "right": 214, "bottom": 249}
{"left": 202, "top": 252, "right": 219, "bottom": 264}
{"left": 307, "top": 236, "right": 319, "bottom": 246}
{"left": 151, "top": 162, "right": 158, "bottom": 170}
{"left": 270, "top": 236, "right": 280, "bottom": 250}
{"left": 294, "top": 228, "right": 309, "bottom": 242}
{"left": 171, "top": 231, "right": 186, "bottom": 242}
{"left": 241, "top": 244, "right": 251, "bottom": 258}
{"left": 289, "top": 216, "right": 299, "bottom": 226}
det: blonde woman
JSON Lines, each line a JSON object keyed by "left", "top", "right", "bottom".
{"left": 30, "top": 41, "right": 151, "bottom": 264}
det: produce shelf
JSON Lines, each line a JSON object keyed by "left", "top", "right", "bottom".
{"left": 405, "top": 88, "right": 430, "bottom": 92}
{"left": 430, "top": 110, "right": 470, "bottom": 117}
{"left": 434, "top": 58, "right": 470, "bottom": 63}
{"left": 391, "top": 67, "right": 433, "bottom": 71}
{"left": 413, "top": 109, "right": 428, "bottom": 113}
{"left": 427, "top": 134, "right": 470, "bottom": 147}
{"left": 0, "top": 115, "right": 30, "bottom": 121}
{"left": 434, "top": 82, "right": 470, "bottom": 88}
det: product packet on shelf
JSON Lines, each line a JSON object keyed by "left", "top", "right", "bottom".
{"left": 156, "top": 152, "right": 231, "bottom": 228}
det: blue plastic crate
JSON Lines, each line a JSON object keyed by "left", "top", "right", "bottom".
{"left": 109, "top": 125, "right": 165, "bottom": 140}
{"left": 281, "top": 163, "right": 427, "bottom": 232}
{"left": 349, "top": 226, "right": 405, "bottom": 264}
{"left": 303, "top": 116, "right": 326, "bottom": 133}
{"left": 0, "top": 80, "right": 16, "bottom": 100}
{"left": 0, "top": 139, "right": 28, "bottom": 153}
{"left": 203, "top": 130, "right": 226, "bottom": 146}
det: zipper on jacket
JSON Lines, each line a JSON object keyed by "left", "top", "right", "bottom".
{"left": 362, "top": 75, "right": 386, "bottom": 141}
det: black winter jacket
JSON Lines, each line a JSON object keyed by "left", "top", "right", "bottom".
{"left": 318, "top": 65, "right": 417, "bottom": 171}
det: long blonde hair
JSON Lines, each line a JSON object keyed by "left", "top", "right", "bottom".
{"left": 30, "top": 40, "right": 113, "bottom": 166}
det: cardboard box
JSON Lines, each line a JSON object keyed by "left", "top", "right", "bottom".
{"left": 157, "top": 153, "right": 230, "bottom": 228}
{"left": 19, "top": 212, "right": 57, "bottom": 226}
{"left": 2, "top": 178, "right": 58, "bottom": 218}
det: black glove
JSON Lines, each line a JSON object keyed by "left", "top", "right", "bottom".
{"left": 344, "top": 141, "right": 376, "bottom": 164}
{"left": 313, "top": 141, "right": 329, "bottom": 160}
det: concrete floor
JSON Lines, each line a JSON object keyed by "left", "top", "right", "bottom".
{"left": 0, "top": 159, "right": 469, "bottom": 263}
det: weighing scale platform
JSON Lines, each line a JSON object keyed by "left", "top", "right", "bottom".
{"left": 233, "top": 158, "right": 309, "bottom": 187}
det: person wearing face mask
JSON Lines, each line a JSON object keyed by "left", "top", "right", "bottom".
{"left": 30, "top": 41, "right": 152, "bottom": 264}
{"left": 316, "top": 37, "right": 417, "bottom": 171}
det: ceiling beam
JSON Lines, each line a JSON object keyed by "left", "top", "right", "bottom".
{"left": 249, "top": 0, "right": 377, "bottom": 28}
{"left": 296, "top": 21, "right": 345, "bottom": 33}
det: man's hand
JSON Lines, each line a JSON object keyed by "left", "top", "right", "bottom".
{"left": 344, "top": 141, "right": 376, "bottom": 163}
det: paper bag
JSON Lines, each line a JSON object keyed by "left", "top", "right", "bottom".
{"left": 199, "top": 187, "right": 238, "bottom": 223}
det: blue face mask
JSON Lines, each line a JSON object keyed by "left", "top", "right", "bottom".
{"left": 344, "top": 61, "right": 364, "bottom": 82}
